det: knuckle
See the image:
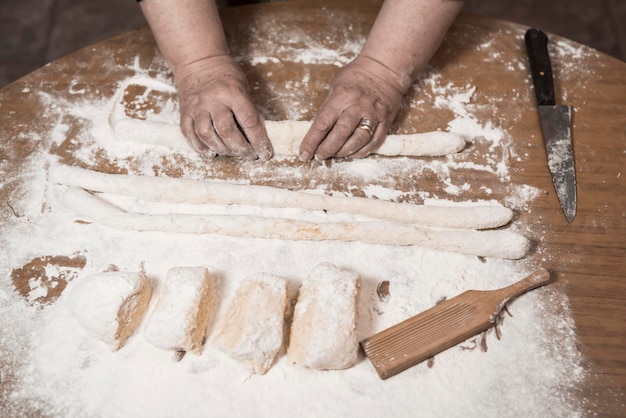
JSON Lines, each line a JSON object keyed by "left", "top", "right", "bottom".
{"left": 238, "top": 113, "right": 261, "bottom": 130}
{"left": 194, "top": 125, "right": 214, "bottom": 138}
{"left": 214, "top": 120, "right": 237, "bottom": 137}
{"left": 333, "top": 124, "right": 354, "bottom": 138}
{"left": 312, "top": 114, "right": 335, "bottom": 132}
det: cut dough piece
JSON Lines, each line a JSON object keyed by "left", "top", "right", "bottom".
{"left": 68, "top": 271, "right": 152, "bottom": 351}
{"left": 50, "top": 165, "right": 514, "bottom": 230}
{"left": 143, "top": 266, "right": 215, "bottom": 355}
{"left": 112, "top": 118, "right": 466, "bottom": 157}
{"left": 61, "top": 187, "right": 530, "bottom": 260}
{"left": 211, "top": 273, "right": 288, "bottom": 374}
{"left": 288, "top": 262, "right": 361, "bottom": 370}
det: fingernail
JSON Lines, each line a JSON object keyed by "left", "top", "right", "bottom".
{"left": 299, "top": 151, "right": 311, "bottom": 162}
{"left": 259, "top": 151, "right": 272, "bottom": 161}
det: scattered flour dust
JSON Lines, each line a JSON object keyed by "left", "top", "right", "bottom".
{"left": 0, "top": 50, "right": 587, "bottom": 418}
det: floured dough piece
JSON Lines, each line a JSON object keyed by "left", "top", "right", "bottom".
{"left": 68, "top": 271, "right": 152, "bottom": 351}
{"left": 143, "top": 266, "right": 215, "bottom": 355}
{"left": 288, "top": 263, "right": 361, "bottom": 370}
{"left": 212, "top": 273, "right": 288, "bottom": 374}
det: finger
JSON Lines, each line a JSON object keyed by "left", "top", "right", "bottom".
{"left": 314, "top": 115, "right": 360, "bottom": 160}
{"left": 193, "top": 113, "right": 231, "bottom": 156}
{"left": 212, "top": 107, "right": 255, "bottom": 159}
{"left": 234, "top": 106, "right": 273, "bottom": 161}
{"left": 299, "top": 111, "right": 337, "bottom": 161}
{"left": 335, "top": 115, "right": 378, "bottom": 158}
{"left": 351, "top": 122, "right": 389, "bottom": 159}
{"left": 180, "top": 114, "right": 213, "bottom": 156}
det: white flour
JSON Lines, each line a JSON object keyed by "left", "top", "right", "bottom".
{"left": 0, "top": 19, "right": 589, "bottom": 418}
{"left": 0, "top": 203, "right": 585, "bottom": 417}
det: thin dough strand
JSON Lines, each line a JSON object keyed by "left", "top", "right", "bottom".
{"left": 50, "top": 165, "right": 514, "bottom": 230}
{"left": 60, "top": 187, "right": 529, "bottom": 260}
{"left": 112, "top": 118, "right": 467, "bottom": 157}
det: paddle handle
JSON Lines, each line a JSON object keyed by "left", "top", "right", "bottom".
{"left": 489, "top": 268, "right": 553, "bottom": 316}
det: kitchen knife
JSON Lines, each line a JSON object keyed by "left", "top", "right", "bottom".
{"left": 524, "top": 28, "right": 576, "bottom": 223}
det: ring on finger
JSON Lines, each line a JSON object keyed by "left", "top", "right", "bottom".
{"left": 358, "top": 118, "right": 375, "bottom": 135}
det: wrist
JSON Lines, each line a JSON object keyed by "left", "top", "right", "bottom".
{"left": 172, "top": 53, "right": 242, "bottom": 85}
{"left": 351, "top": 54, "right": 415, "bottom": 94}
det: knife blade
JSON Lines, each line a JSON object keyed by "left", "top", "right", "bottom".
{"left": 524, "top": 28, "right": 576, "bottom": 223}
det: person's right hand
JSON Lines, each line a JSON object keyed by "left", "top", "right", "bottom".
{"left": 175, "top": 54, "right": 273, "bottom": 160}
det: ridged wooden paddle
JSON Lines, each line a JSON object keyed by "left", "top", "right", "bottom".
{"left": 360, "top": 268, "right": 553, "bottom": 379}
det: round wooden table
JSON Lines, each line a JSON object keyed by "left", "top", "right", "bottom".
{"left": 1, "top": 1, "right": 624, "bottom": 415}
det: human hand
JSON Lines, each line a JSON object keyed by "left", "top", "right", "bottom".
{"left": 299, "top": 56, "right": 407, "bottom": 161}
{"left": 176, "top": 55, "right": 273, "bottom": 160}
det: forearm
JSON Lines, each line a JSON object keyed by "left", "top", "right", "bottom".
{"left": 139, "top": 0, "right": 229, "bottom": 80}
{"left": 360, "top": 0, "right": 464, "bottom": 92}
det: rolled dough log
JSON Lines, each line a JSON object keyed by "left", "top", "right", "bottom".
{"left": 109, "top": 77, "right": 465, "bottom": 157}
{"left": 50, "top": 165, "right": 513, "bottom": 230}
{"left": 287, "top": 262, "right": 361, "bottom": 370}
{"left": 68, "top": 271, "right": 152, "bottom": 351}
{"left": 211, "top": 273, "right": 288, "bottom": 374}
{"left": 112, "top": 118, "right": 466, "bottom": 157}
{"left": 60, "top": 187, "right": 530, "bottom": 260}
{"left": 143, "top": 266, "right": 215, "bottom": 355}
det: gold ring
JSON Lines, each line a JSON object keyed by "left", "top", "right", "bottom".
{"left": 358, "top": 119, "right": 375, "bottom": 135}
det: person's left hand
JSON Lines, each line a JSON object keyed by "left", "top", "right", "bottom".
{"left": 299, "top": 55, "right": 407, "bottom": 161}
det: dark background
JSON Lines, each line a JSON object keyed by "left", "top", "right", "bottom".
{"left": 0, "top": 0, "right": 624, "bottom": 88}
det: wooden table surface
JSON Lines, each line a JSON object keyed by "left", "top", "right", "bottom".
{"left": 1, "top": 1, "right": 624, "bottom": 415}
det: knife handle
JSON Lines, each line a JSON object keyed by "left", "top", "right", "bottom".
{"left": 524, "top": 28, "right": 556, "bottom": 106}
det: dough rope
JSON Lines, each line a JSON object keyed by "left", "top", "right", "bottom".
{"left": 59, "top": 187, "right": 529, "bottom": 260}
{"left": 50, "top": 165, "right": 514, "bottom": 230}
{"left": 112, "top": 118, "right": 467, "bottom": 157}
{"left": 108, "top": 77, "right": 466, "bottom": 157}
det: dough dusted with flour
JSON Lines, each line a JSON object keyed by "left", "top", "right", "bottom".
{"left": 109, "top": 77, "right": 467, "bottom": 157}
{"left": 51, "top": 165, "right": 514, "bottom": 230}
{"left": 212, "top": 273, "right": 288, "bottom": 374}
{"left": 68, "top": 271, "right": 152, "bottom": 350}
{"left": 260, "top": 120, "right": 466, "bottom": 157}
{"left": 112, "top": 117, "right": 466, "bottom": 157}
{"left": 143, "top": 266, "right": 215, "bottom": 354}
{"left": 59, "top": 187, "right": 529, "bottom": 260}
{"left": 287, "top": 263, "right": 361, "bottom": 370}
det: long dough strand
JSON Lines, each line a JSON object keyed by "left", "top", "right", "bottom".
{"left": 50, "top": 165, "right": 513, "bottom": 230}
{"left": 111, "top": 118, "right": 467, "bottom": 157}
{"left": 108, "top": 77, "right": 466, "bottom": 157}
{"left": 60, "top": 187, "right": 529, "bottom": 260}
